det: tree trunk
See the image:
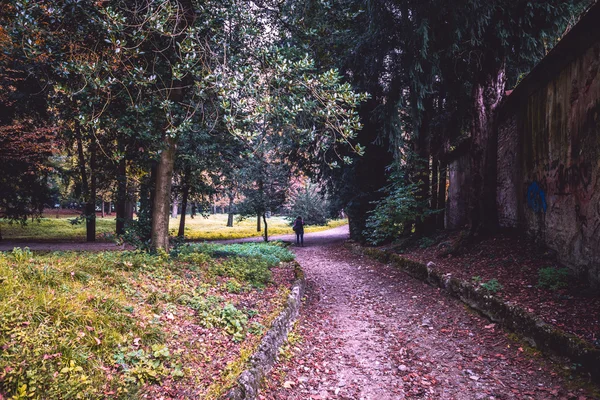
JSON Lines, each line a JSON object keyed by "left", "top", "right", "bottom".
{"left": 171, "top": 197, "right": 178, "bottom": 219}
{"left": 469, "top": 64, "right": 505, "bottom": 235}
{"left": 138, "top": 163, "right": 156, "bottom": 242}
{"left": 86, "top": 137, "right": 97, "bottom": 242}
{"left": 437, "top": 159, "right": 447, "bottom": 229}
{"left": 101, "top": 199, "right": 105, "bottom": 218}
{"left": 262, "top": 213, "right": 268, "bottom": 242}
{"left": 178, "top": 167, "right": 190, "bottom": 238}
{"left": 151, "top": 136, "right": 177, "bottom": 251}
{"left": 256, "top": 213, "right": 261, "bottom": 232}
{"left": 75, "top": 128, "right": 96, "bottom": 242}
{"left": 115, "top": 139, "right": 127, "bottom": 235}
{"left": 431, "top": 154, "right": 439, "bottom": 212}
{"left": 226, "top": 191, "right": 234, "bottom": 227}
{"left": 414, "top": 101, "right": 432, "bottom": 236}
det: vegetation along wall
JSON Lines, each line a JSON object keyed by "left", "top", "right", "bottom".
{"left": 497, "top": 19, "right": 600, "bottom": 286}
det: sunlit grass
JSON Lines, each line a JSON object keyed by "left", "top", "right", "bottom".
{"left": 0, "top": 214, "right": 347, "bottom": 241}
{"left": 171, "top": 214, "right": 348, "bottom": 240}
{"left": 0, "top": 217, "right": 116, "bottom": 241}
{"left": 0, "top": 244, "right": 295, "bottom": 398}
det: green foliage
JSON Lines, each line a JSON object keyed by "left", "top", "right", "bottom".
{"left": 480, "top": 278, "right": 504, "bottom": 293}
{"left": 115, "top": 344, "right": 175, "bottom": 385}
{"left": 0, "top": 217, "right": 115, "bottom": 241}
{"left": 363, "top": 164, "right": 434, "bottom": 245}
{"left": 419, "top": 237, "right": 436, "bottom": 249}
{"left": 181, "top": 242, "right": 295, "bottom": 268}
{"left": 225, "top": 279, "right": 243, "bottom": 294}
{"left": 177, "top": 294, "right": 249, "bottom": 342}
{"left": 0, "top": 249, "right": 156, "bottom": 398}
{"left": 288, "top": 184, "right": 330, "bottom": 226}
{"left": 210, "top": 257, "right": 272, "bottom": 288}
{"left": 537, "top": 267, "right": 570, "bottom": 290}
{"left": 0, "top": 246, "right": 284, "bottom": 398}
{"left": 248, "top": 321, "right": 265, "bottom": 336}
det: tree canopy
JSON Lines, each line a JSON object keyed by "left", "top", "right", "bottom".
{"left": 0, "top": 0, "right": 593, "bottom": 246}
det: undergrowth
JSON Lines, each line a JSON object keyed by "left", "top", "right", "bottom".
{"left": 537, "top": 267, "right": 570, "bottom": 290}
{"left": 0, "top": 242, "right": 293, "bottom": 399}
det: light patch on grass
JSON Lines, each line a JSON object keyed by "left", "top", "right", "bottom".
{"left": 170, "top": 214, "right": 348, "bottom": 240}
{"left": 1, "top": 214, "right": 347, "bottom": 242}
{"left": 0, "top": 217, "right": 116, "bottom": 241}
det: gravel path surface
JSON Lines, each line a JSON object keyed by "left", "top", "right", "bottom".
{"left": 262, "top": 226, "right": 597, "bottom": 399}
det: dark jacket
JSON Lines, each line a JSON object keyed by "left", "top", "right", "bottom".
{"left": 293, "top": 219, "right": 304, "bottom": 234}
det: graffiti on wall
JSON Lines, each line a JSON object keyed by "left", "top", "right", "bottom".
{"left": 526, "top": 181, "right": 547, "bottom": 213}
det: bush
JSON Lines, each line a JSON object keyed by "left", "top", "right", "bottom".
{"left": 363, "top": 161, "right": 439, "bottom": 245}
{"left": 480, "top": 278, "right": 503, "bottom": 293}
{"left": 287, "top": 184, "right": 330, "bottom": 226}
{"left": 537, "top": 267, "right": 570, "bottom": 290}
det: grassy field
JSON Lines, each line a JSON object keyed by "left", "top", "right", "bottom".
{"left": 0, "top": 243, "right": 295, "bottom": 399}
{"left": 173, "top": 215, "right": 348, "bottom": 240}
{"left": 0, "top": 217, "right": 116, "bottom": 241}
{"left": 0, "top": 214, "right": 347, "bottom": 242}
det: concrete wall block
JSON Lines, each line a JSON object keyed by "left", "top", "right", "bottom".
{"left": 500, "top": 41, "right": 600, "bottom": 286}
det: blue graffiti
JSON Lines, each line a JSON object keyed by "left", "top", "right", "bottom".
{"left": 526, "top": 181, "right": 548, "bottom": 213}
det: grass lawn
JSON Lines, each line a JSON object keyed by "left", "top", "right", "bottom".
{"left": 0, "top": 214, "right": 347, "bottom": 242}
{"left": 173, "top": 214, "right": 348, "bottom": 241}
{"left": 0, "top": 243, "right": 296, "bottom": 399}
{"left": 0, "top": 217, "right": 116, "bottom": 241}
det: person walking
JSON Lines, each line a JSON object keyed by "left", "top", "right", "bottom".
{"left": 293, "top": 215, "right": 305, "bottom": 246}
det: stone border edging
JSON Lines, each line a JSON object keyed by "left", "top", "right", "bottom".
{"left": 350, "top": 244, "right": 600, "bottom": 383}
{"left": 224, "top": 262, "right": 306, "bottom": 399}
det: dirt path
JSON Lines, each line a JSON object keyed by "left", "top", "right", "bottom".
{"left": 262, "top": 226, "right": 596, "bottom": 399}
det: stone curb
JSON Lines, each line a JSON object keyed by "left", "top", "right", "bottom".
{"left": 350, "top": 244, "right": 600, "bottom": 383}
{"left": 224, "top": 262, "right": 306, "bottom": 399}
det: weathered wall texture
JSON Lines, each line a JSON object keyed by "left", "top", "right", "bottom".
{"left": 500, "top": 43, "right": 600, "bottom": 285}
{"left": 497, "top": 114, "right": 520, "bottom": 228}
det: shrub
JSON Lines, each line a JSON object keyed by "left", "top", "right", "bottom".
{"left": 480, "top": 278, "right": 503, "bottom": 293}
{"left": 287, "top": 184, "right": 330, "bottom": 226}
{"left": 537, "top": 267, "right": 570, "bottom": 290}
{"left": 419, "top": 237, "right": 436, "bottom": 249}
{"left": 176, "top": 294, "right": 249, "bottom": 342}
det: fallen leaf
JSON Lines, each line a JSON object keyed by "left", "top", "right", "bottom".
{"left": 283, "top": 381, "right": 295, "bottom": 389}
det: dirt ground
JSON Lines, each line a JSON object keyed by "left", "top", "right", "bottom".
{"left": 262, "top": 226, "right": 598, "bottom": 399}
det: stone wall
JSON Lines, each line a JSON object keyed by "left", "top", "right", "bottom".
{"left": 499, "top": 42, "right": 600, "bottom": 285}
